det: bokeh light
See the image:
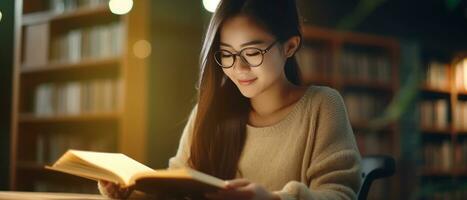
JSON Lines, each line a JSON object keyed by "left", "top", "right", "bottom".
{"left": 202, "top": 0, "right": 220, "bottom": 13}
{"left": 109, "top": 0, "right": 133, "bottom": 15}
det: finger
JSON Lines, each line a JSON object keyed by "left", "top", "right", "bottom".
{"left": 225, "top": 179, "right": 251, "bottom": 189}
{"left": 99, "top": 180, "right": 111, "bottom": 188}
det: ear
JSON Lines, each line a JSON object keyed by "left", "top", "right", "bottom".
{"left": 282, "top": 36, "right": 301, "bottom": 58}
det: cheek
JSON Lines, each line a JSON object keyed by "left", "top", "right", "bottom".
{"left": 258, "top": 53, "right": 286, "bottom": 80}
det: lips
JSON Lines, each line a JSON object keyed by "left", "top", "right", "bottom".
{"left": 238, "top": 78, "right": 257, "bottom": 85}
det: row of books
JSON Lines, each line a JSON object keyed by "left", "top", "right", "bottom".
{"left": 423, "top": 140, "right": 453, "bottom": 171}
{"left": 457, "top": 140, "right": 467, "bottom": 169}
{"left": 49, "top": 0, "right": 107, "bottom": 13}
{"left": 50, "top": 22, "right": 123, "bottom": 63}
{"left": 424, "top": 61, "right": 450, "bottom": 90}
{"left": 339, "top": 51, "right": 392, "bottom": 83}
{"left": 34, "top": 79, "right": 121, "bottom": 116}
{"left": 455, "top": 58, "right": 467, "bottom": 92}
{"left": 419, "top": 100, "right": 449, "bottom": 130}
{"left": 423, "top": 189, "right": 467, "bottom": 200}
{"left": 454, "top": 100, "right": 467, "bottom": 131}
{"left": 343, "top": 93, "right": 386, "bottom": 123}
{"left": 36, "top": 133, "right": 114, "bottom": 164}
{"left": 296, "top": 45, "right": 331, "bottom": 82}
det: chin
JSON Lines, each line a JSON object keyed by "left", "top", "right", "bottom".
{"left": 236, "top": 86, "right": 259, "bottom": 98}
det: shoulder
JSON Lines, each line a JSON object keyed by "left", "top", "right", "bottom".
{"left": 306, "top": 85, "right": 344, "bottom": 106}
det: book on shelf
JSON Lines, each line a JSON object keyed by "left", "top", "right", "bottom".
{"left": 421, "top": 180, "right": 467, "bottom": 200}
{"left": 23, "top": 23, "right": 49, "bottom": 68}
{"left": 37, "top": 133, "right": 114, "bottom": 164}
{"left": 50, "top": 22, "right": 123, "bottom": 63}
{"left": 339, "top": 51, "right": 391, "bottom": 83}
{"left": 455, "top": 58, "right": 467, "bottom": 91}
{"left": 343, "top": 92, "right": 386, "bottom": 124}
{"left": 34, "top": 79, "right": 120, "bottom": 116}
{"left": 456, "top": 140, "right": 467, "bottom": 169}
{"left": 423, "top": 140, "right": 453, "bottom": 171}
{"left": 454, "top": 101, "right": 467, "bottom": 131}
{"left": 295, "top": 45, "right": 329, "bottom": 82}
{"left": 45, "top": 150, "right": 227, "bottom": 196}
{"left": 425, "top": 61, "right": 449, "bottom": 90}
{"left": 419, "top": 99, "right": 449, "bottom": 130}
{"left": 49, "top": 0, "right": 107, "bottom": 13}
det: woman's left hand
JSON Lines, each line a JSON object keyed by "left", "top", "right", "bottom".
{"left": 205, "top": 178, "right": 280, "bottom": 200}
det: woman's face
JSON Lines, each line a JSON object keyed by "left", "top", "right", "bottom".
{"left": 219, "top": 15, "right": 289, "bottom": 98}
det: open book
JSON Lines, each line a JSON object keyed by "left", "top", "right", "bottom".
{"left": 45, "top": 150, "right": 226, "bottom": 196}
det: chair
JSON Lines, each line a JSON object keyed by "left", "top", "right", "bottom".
{"left": 357, "top": 155, "right": 396, "bottom": 200}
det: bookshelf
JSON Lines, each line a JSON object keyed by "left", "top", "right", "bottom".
{"left": 10, "top": 0, "right": 149, "bottom": 193}
{"left": 418, "top": 53, "right": 467, "bottom": 199}
{"left": 296, "top": 25, "right": 400, "bottom": 200}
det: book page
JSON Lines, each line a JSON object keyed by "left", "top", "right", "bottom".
{"left": 56, "top": 150, "right": 154, "bottom": 186}
{"left": 131, "top": 168, "right": 227, "bottom": 189}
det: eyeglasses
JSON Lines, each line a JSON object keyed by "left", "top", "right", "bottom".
{"left": 214, "top": 40, "right": 277, "bottom": 68}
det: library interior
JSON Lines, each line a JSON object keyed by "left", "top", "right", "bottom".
{"left": 0, "top": 0, "right": 466, "bottom": 199}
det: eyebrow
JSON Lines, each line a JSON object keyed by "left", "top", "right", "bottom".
{"left": 220, "top": 39, "right": 266, "bottom": 48}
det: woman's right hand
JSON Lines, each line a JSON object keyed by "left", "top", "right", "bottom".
{"left": 97, "top": 180, "right": 133, "bottom": 199}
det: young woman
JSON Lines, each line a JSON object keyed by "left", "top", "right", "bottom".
{"left": 99, "top": 0, "right": 362, "bottom": 199}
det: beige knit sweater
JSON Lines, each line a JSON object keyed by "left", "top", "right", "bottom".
{"left": 169, "top": 86, "right": 362, "bottom": 200}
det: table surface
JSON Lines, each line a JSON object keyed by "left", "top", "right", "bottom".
{"left": 0, "top": 191, "right": 156, "bottom": 200}
{"left": 0, "top": 191, "right": 106, "bottom": 200}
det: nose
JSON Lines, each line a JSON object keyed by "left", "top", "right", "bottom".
{"left": 232, "top": 56, "right": 251, "bottom": 73}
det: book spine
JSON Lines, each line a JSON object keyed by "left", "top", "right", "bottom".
{"left": 33, "top": 79, "right": 119, "bottom": 116}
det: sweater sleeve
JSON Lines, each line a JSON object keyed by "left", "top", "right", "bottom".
{"left": 167, "top": 104, "right": 198, "bottom": 169}
{"left": 275, "top": 88, "right": 362, "bottom": 200}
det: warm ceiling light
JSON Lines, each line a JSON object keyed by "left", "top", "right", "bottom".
{"left": 203, "top": 0, "right": 220, "bottom": 13}
{"left": 109, "top": 0, "right": 133, "bottom": 15}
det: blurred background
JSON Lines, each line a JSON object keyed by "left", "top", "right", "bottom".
{"left": 0, "top": 0, "right": 466, "bottom": 199}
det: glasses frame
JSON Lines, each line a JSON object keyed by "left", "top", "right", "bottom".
{"left": 214, "top": 40, "right": 278, "bottom": 68}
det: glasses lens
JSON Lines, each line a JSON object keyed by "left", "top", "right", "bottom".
{"left": 241, "top": 48, "right": 263, "bottom": 67}
{"left": 215, "top": 50, "right": 234, "bottom": 68}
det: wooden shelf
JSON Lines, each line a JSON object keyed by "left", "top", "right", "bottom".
{"left": 456, "top": 130, "right": 467, "bottom": 135}
{"left": 457, "top": 89, "right": 467, "bottom": 96}
{"left": 304, "top": 75, "right": 333, "bottom": 85}
{"left": 302, "top": 25, "right": 400, "bottom": 200}
{"left": 301, "top": 26, "right": 398, "bottom": 48}
{"left": 420, "top": 168, "right": 454, "bottom": 177}
{"left": 21, "top": 57, "right": 120, "bottom": 75}
{"left": 18, "top": 112, "right": 120, "bottom": 124}
{"left": 351, "top": 121, "right": 395, "bottom": 132}
{"left": 420, "top": 85, "right": 451, "bottom": 94}
{"left": 420, "top": 126, "right": 452, "bottom": 135}
{"left": 11, "top": 0, "right": 149, "bottom": 192}
{"left": 420, "top": 168, "right": 467, "bottom": 177}
{"left": 454, "top": 169, "right": 467, "bottom": 176}
{"left": 22, "top": 4, "right": 111, "bottom": 26}
{"left": 341, "top": 79, "right": 393, "bottom": 91}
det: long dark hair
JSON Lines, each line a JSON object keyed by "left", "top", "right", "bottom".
{"left": 189, "top": 0, "right": 303, "bottom": 179}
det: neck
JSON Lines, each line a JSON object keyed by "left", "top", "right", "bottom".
{"left": 250, "top": 78, "right": 301, "bottom": 116}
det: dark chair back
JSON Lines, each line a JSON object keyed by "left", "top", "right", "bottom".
{"left": 357, "top": 155, "right": 396, "bottom": 200}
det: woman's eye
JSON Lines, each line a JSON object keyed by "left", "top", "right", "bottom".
{"left": 245, "top": 51, "right": 260, "bottom": 57}
{"left": 221, "top": 53, "right": 232, "bottom": 58}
